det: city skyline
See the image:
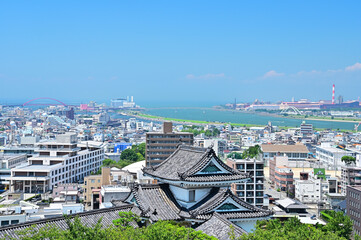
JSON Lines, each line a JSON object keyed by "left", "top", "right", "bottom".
{"left": 1, "top": 1, "right": 361, "bottom": 104}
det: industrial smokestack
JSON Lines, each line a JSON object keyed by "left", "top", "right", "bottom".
{"left": 131, "top": 96, "right": 134, "bottom": 102}
{"left": 332, "top": 84, "right": 335, "bottom": 104}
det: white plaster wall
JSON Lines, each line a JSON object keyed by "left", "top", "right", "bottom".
{"left": 169, "top": 185, "right": 211, "bottom": 208}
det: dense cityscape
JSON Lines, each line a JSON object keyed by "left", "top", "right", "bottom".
{"left": 1, "top": 1, "right": 361, "bottom": 239}
{"left": 0, "top": 97, "right": 359, "bottom": 239}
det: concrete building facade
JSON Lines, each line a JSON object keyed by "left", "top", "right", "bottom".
{"left": 9, "top": 133, "right": 104, "bottom": 193}
{"left": 145, "top": 122, "right": 193, "bottom": 166}
{"left": 341, "top": 166, "right": 361, "bottom": 195}
{"left": 346, "top": 185, "right": 361, "bottom": 236}
{"left": 227, "top": 158, "right": 265, "bottom": 207}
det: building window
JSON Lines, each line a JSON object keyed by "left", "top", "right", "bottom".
{"left": 189, "top": 190, "right": 195, "bottom": 202}
{"left": 11, "top": 220, "right": 19, "bottom": 225}
{"left": 1, "top": 221, "right": 9, "bottom": 226}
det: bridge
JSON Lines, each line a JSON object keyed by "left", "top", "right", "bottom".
{"left": 22, "top": 97, "right": 67, "bottom": 107}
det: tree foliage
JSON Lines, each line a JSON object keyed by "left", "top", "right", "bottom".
{"left": 132, "top": 143, "right": 145, "bottom": 159}
{"left": 227, "top": 152, "right": 243, "bottom": 159}
{"left": 12, "top": 212, "right": 215, "bottom": 240}
{"left": 242, "top": 145, "right": 262, "bottom": 159}
{"left": 341, "top": 155, "right": 356, "bottom": 165}
{"left": 120, "top": 149, "right": 140, "bottom": 162}
{"left": 181, "top": 125, "right": 220, "bottom": 137}
{"left": 322, "top": 210, "right": 353, "bottom": 239}
{"left": 235, "top": 217, "right": 348, "bottom": 240}
{"left": 232, "top": 212, "right": 355, "bottom": 240}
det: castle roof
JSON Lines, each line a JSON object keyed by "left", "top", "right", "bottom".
{"left": 143, "top": 145, "right": 248, "bottom": 183}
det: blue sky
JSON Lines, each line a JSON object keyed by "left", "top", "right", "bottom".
{"left": 1, "top": 1, "right": 361, "bottom": 106}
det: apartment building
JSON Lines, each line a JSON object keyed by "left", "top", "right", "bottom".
{"left": 274, "top": 166, "right": 294, "bottom": 193}
{"left": 84, "top": 175, "right": 102, "bottom": 209}
{"left": 295, "top": 172, "right": 338, "bottom": 204}
{"left": 0, "top": 154, "right": 28, "bottom": 189}
{"left": 300, "top": 122, "right": 313, "bottom": 136}
{"left": 269, "top": 155, "right": 288, "bottom": 184}
{"left": 146, "top": 122, "right": 193, "bottom": 166}
{"left": 9, "top": 133, "right": 104, "bottom": 193}
{"left": 341, "top": 166, "right": 361, "bottom": 195}
{"left": 227, "top": 158, "right": 264, "bottom": 207}
{"left": 346, "top": 185, "right": 361, "bottom": 236}
{"left": 261, "top": 144, "right": 309, "bottom": 166}
{"left": 316, "top": 142, "right": 356, "bottom": 170}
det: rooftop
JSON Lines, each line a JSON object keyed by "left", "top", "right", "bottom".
{"left": 261, "top": 144, "right": 308, "bottom": 153}
{"left": 143, "top": 145, "right": 247, "bottom": 183}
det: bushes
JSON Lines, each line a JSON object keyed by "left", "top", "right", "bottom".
{"left": 13, "top": 212, "right": 216, "bottom": 240}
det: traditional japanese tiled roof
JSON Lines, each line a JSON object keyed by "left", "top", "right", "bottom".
{"left": 195, "top": 212, "right": 246, "bottom": 240}
{"left": 143, "top": 145, "right": 248, "bottom": 182}
{"left": 189, "top": 188, "right": 272, "bottom": 218}
{"left": 116, "top": 184, "right": 271, "bottom": 221}
{"left": 0, "top": 205, "right": 135, "bottom": 239}
{"left": 115, "top": 184, "right": 186, "bottom": 221}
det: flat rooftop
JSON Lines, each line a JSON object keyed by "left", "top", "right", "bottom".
{"left": 261, "top": 144, "right": 308, "bottom": 153}
{"left": 0, "top": 154, "right": 26, "bottom": 160}
{"left": 13, "top": 163, "right": 62, "bottom": 171}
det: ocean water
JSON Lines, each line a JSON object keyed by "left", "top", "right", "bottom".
{"left": 145, "top": 108, "right": 358, "bottom": 130}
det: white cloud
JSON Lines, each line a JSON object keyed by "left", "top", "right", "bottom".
{"left": 186, "top": 73, "right": 225, "bottom": 80}
{"left": 263, "top": 70, "right": 285, "bottom": 78}
{"left": 345, "top": 62, "right": 361, "bottom": 71}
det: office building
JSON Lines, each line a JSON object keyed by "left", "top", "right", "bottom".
{"left": 316, "top": 143, "right": 356, "bottom": 170}
{"left": 346, "top": 185, "right": 361, "bottom": 236}
{"left": 145, "top": 122, "right": 193, "bottom": 166}
{"left": 227, "top": 158, "right": 265, "bottom": 207}
{"left": 0, "top": 154, "right": 28, "bottom": 189}
{"left": 341, "top": 166, "right": 361, "bottom": 195}
{"left": 9, "top": 133, "right": 104, "bottom": 193}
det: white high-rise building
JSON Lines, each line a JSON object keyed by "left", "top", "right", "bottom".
{"left": 9, "top": 133, "right": 104, "bottom": 193}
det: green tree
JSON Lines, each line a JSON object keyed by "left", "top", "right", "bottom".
{"left": 120, "top": 149, "right": 139, "bottom": 162}
{"left": 132, "top": 143, "right": 146, "bottom": 159}
{"left": 227, "top": 152, "right": 243, "bottom": 159}
{"left": 323, "top": 210, "right": 353, "bottom": 239}
{"left": 14, "top": 213, "right": 216, "bottom": 240}
{"left": 341, "top": 155, "right": 356, "bottom": 165}
{"left": 204, "top": 130, "right": 213, "bottom": 137}
{"left": 103, "top": 158, "right": 116, "bottom": 166}
{"left": 238, "top": 218, "right": 346, "bottom": 240}
{"left": 212, "top": 128, "right": 220, "bottom": 136}
{"left": 242, "top": 145, "right": 262, "bottom": 159}
{"left": 113, "top": 211, "right": 139, "bottom": 230}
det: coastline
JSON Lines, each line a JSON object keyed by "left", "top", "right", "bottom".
{"left": 132, "top": 113, "right": 266, "bottom": 128}
{"left": 126, "top": 108, "right": 356, "bottom": 132}
{"left": 145, "top": 107, "right": 361, "bottom": 124}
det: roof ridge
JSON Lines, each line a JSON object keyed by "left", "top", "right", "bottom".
{"left": 178, "top": 145, "right": 208, "bottom": 152}
{"left": 0, "top": 205, "right": 134, "bottom": 231}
